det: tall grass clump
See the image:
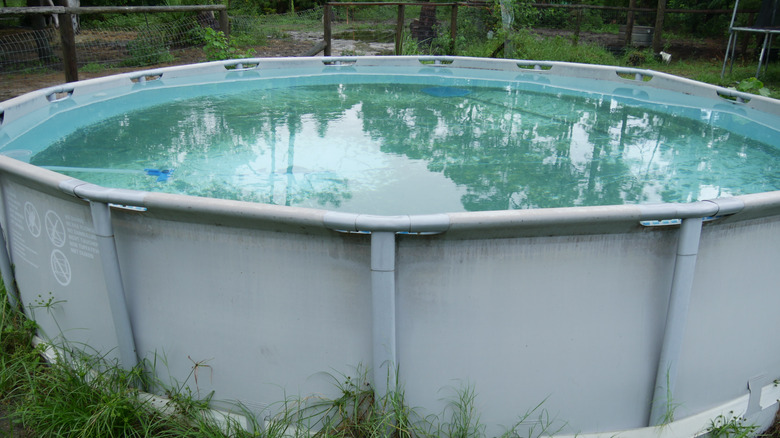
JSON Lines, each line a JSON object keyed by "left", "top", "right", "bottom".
{"left": 0, "top": 283, "right": 261, "bottom": 437}
{"left": 264, "top": 367, "right": 428, "bottom": 438}
{"left": 508, "top": 29, "right": 617, "bottom": 65}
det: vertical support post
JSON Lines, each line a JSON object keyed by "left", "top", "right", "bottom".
{"left": 652, "top": 0, "right": 667, "bottom": 54}
{"left": 450, "top": 4, "right": 458, "bottom": 54}
{"left": 396, "top": 4, "right": 405, "bottom": 56}
{"left": 371, "top": 231, "right": 397, "bottom": 399}
{"left": 722, "top": 0, "right": 743, "bottom": 78}
{"left": 219, "top": 9, "right": 230, "bottom": 40}
{"left": 0, "top": 221, "right": 20, "bottom": 309}
{"left": 764, "top": 34, "right": 774, "bottom": 76}
{"left": 721, "top": 32, "right": 736, "bottom": 78}
{"left": 89, "top": 201, "right": 139, "bottom": 373}
{"left": 756, "top": 32, "right": 772, "bottom": 77}
{"left": 324, "top": 4, "right": 332, "bottom": 56}
{"left": 625, "top": 0, "right": 636, "bottom": 47}
{"left": 58, "top": 12, "right": 78, "bottom": 83}
{"left": 649, "top": 217, "right": 703, "bottom": 426}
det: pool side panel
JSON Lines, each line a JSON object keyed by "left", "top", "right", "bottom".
{"left": 110, "top": 209, "right": 373, "bottom": 412}
{"left": 395, "top": 230, "right": 678, "bottom": 435}
{"left": 676, "top": 215, "right": 780, "bottom": 417}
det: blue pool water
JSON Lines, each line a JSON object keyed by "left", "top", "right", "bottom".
{"left": 3, "top": 69, "right": 779, "bottom": 215}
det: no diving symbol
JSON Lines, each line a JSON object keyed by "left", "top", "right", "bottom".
{"left": 45, "top": 211, "right": 66, "bottom": 248}
{"left": 24, "top": 202, "right": 41, "bottom": 237}
{"left": 51, "top": 249, "right": 71, "bottom": 287}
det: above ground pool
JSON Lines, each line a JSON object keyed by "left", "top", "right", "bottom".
{"left": 0, "top": 56, "right": 779, "bottom": 437}
{"left": 2, "top": 60, "right": 778, "bottom": 215}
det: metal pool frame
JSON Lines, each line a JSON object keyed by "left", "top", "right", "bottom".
{"left": 1, "top": 56, "right": 779, "bottom": 437}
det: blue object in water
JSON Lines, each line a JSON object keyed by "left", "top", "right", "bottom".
{"left": 145, "top": 168, "right": 175, "bottom": 182}
{"left": 421, "top": 86, "right": 471, "bottom": 97}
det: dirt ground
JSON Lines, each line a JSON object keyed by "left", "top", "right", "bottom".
{"left": 0, "top": 29, "right": 726, "bottom": 102}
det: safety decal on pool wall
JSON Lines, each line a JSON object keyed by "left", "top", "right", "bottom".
{"left": 24, "top": 202, "right": 41, "bottom": 238}
{"left": 6, "top": 192, "right": 40, "bottom": 269}
{"left": 63, "top": 215, "right": 98, "bottom": 260}
{"left": 6, "top": 188, "right": 102, "bottom": 289}
{"left": 51, "top": 249, "right": 72, "bottom": 286}
{"left": 45, "top": 211, "right": 67, "bottom": 248}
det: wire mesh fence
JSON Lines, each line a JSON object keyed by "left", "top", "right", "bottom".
{"left": 0, "top": 4, "right": 742, "bottom": 101}
{"left": 0, "top": 15, "right": 205, "bottom": 75}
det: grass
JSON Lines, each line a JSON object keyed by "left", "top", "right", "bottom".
{"left": 0, "top": 284, "right": 261, "bottom": 437}
{"left": 398, "top": 24, "right": 780, "bottom": 100}
{"left": 708, "top": 413, "right": 759, "bottom": 438}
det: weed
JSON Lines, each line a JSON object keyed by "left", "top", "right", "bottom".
{"left": 500, "top": 398, "right": 566, "bottom": 438}
{"left": 658, "top": 367, "right": 681, "bottom": 426}
{"left": 732, "top": 77, "right": 772, "bottom": 97}
{"left": 440, "top": 382, "right": 484, "bottom": 438}
{"left": 0, "top": 282, "right": 265, "bottom": 437}
{"left": 202, "top": 28, "right": 256, "bottom": 61}
{"left": 708, "top": 413, "right": 758, "bottom": 438}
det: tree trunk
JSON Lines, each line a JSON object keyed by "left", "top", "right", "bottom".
{"left": 652, "top": 0, "right": 666, "bottom": 53}
{"left": 499, "top": 0, "right": 514, "bottom": 56}
{"left": 27, "top": 0, "right": 56, "bottom": 63}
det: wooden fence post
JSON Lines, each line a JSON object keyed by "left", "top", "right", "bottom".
{"left": 450, "top": 4, "right": 458, "bottom": 54}
{"left": 395, "top": 4, "right": 405, "bottom": 55}
{"left": 324, "top": 4, "right": 332, "bottom": 56}
{"left": 219, "top": 10, "right": 230, "bottom": 40}
{"left": 58, "top": 12, "right": 78, "bottom": 82}
{"left": 652, "top": 0, "right": 666, "bottom": 53}
{"left": 625, "top": 0, "right": 636, "bottom": 47}
{"left": 573, "top": 7, "right": 582, "bottom": 46}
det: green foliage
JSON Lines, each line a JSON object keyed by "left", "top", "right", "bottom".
{"left": 707, "top": 413, "right": 758, "bottom": 438}
{"left": 81, "top": 13, "right": 167, "bottom": 30}
{"left": 202, "top": 28, "right": 256, "bottom": 62}
{"left": 531, "top": 6, "right": 570, "bottom": 29}
{"left": 231, "top": 26, "right": 268, "bottom": 48}
{"left": 508, "top": 29, "right": 618, "bottom": 65}
{"left": 80, "top": 62, "right": 109, "bottom": 74}
{"left": 734, "top": 77, "right": 772, "bottom": 97}
{"left": 0, "top": 282, "right": 265, "bottom": 438}
{"left": 229, "top": 0, "right": 322, "bottom": 15}
{"left": 500, "top": 398, "right": 566, "bottom": 438}
{"left": 440, "top": 383, "right": 485, "bottom": 438}
{"left": 122, "top": 36, "right": 175, "bottom": 67}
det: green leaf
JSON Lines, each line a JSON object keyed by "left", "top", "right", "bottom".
{"left": 736, "top": 77, "right": 764, "bottom": 92}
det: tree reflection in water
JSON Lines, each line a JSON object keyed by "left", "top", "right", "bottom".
{"left": 32, "top": 81, "right": 780, "bottom": 214}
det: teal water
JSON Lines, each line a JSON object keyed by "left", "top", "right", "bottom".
{"left": 30, "top": 82, "right": 780, "bottom": 215}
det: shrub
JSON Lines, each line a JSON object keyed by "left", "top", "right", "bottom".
{"left": 202, "top": 28, "right": 256, "bottom": 61}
